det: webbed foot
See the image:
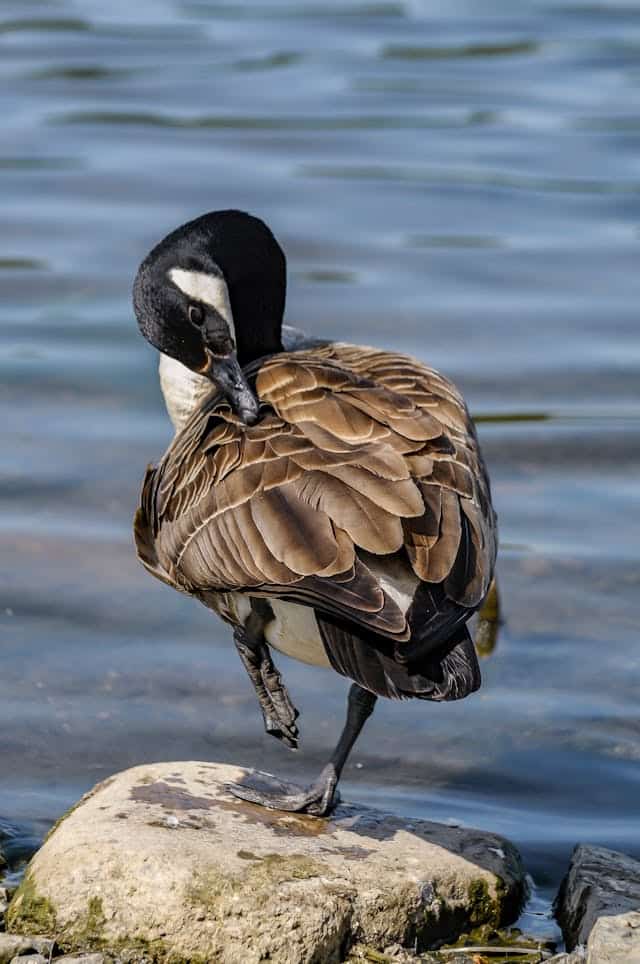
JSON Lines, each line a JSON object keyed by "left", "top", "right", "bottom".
{"left": 227, "top": 764, "right": 340, "bottom": 817}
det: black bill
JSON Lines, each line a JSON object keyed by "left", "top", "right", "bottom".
{"left": 201, "top": 350, "right": 260, "bottom": 425}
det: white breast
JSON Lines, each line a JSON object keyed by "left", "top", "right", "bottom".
{"left": 261, "top": 557, "right": 417, "bottom": 667}
{"left": 219, "top": 593, "right": 330, "bottom": 668}
{"left": 263, "top": 600, "right": 331, "bottom": 668}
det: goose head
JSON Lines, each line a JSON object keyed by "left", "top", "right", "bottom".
{"left": 133, "top": 209, "right": 286, "bottom": 424}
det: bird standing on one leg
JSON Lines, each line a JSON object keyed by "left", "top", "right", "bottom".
{"left": 133, "top": 210, "right": 497, "bottom": 816}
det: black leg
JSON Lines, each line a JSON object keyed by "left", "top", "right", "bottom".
{"left": 227, "top": 683, "right": 377, "bottom": 816}
{"left": 234, "top": 626, "right": 299, "bottom": 748}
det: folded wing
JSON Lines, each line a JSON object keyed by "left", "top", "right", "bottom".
{"left": 134, "top": 343, "right": 496, "bottom": 643}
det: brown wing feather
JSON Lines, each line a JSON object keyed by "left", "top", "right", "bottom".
{"left": 257, "top": 343, "right": 497, "bottom": 609}
{"left": 134, "top": 342, "right": 497, "bottom": 643}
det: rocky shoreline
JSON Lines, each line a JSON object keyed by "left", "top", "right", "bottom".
{"left": 1, "top": 764, "right": 639, "bottom": 964}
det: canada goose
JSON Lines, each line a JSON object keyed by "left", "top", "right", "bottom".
{"left": 133, "top": 210, "right": 497, "bottom": 816}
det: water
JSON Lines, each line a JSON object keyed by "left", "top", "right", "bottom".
{"left": 1, "top": 0, "right": 639, "bottom": 942}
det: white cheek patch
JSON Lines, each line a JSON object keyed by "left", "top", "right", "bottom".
{"left": 168, "top": 267, "right": 236, "bottom": 346}
{"left": 158, "top": 352, "right": 211, "bottom": 432}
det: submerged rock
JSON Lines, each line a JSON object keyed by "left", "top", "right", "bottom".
{"left": 555, "top": 844, "right": 640, "bottom": 957}
{"left": 7, "top": 761, "right": 526, "bottom": 963}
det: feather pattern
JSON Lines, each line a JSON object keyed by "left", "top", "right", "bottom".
{"left": 135, "top": 342, "right": 497, "bottom": 658}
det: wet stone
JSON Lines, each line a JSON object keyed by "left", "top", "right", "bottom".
{"left": 7, "top": 761, "right": 526, "bottom": 964}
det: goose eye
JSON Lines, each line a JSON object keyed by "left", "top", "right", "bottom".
{"left": 188, "top": 304, "right": 204, "bottom": 327}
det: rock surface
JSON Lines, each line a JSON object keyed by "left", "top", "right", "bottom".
{"left": 7, "top": 761, "right": 526, "bottom": 964}
{"left": 586, "top": 910, "right": 640, "bottom": 963}
{"left": 556, "top": 844, "right": 640, "bottom": 954}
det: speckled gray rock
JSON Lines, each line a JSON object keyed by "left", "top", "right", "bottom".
{"left": 0, "top": 937, "right": 55, "bottom": 964}
{"left": 7, "top": 762, "right": 525, "bottom": 964}
{"left": 556, "top": 844, "right": 640, "bottom": 952}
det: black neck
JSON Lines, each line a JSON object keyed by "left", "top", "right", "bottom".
{"left": 228, "top": 274, "right": 285, "bottom": 367}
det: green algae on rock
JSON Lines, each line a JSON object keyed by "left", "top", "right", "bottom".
{"left": 6, "top": 872, "right": 57, "bottom": 936}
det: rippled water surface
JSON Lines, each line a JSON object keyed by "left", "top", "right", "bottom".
{"left": 1, "top": 0, "right": 639, "bottom": 938}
